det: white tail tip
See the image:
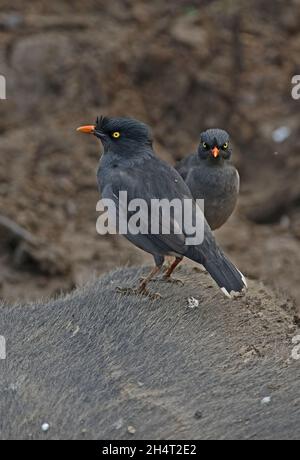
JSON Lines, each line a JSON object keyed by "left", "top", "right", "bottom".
{"left": 221, "top": 287, "right": 232, "bottom": 299}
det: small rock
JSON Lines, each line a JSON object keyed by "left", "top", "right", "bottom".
{"left": 41, "top": 423, "right": 50, "bottom": 432}
{"left": 272, "top": 126, "right": 291, "bottom": 143}
{"left": 127, "top": 425, "right": 136, "bottom": 435}
{"left": 194, "top": 410, "right": 203, "bottom": 420}
{"left": 188, "top": 297, "right": 199, "bottom": 308}
{"left": 261, "top": 396, "right": 271, "bottom": 405}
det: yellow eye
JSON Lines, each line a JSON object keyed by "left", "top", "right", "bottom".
{"left": 112, "top": 131, "right": 120, "bottom": 139}
{"left": 223, "top": 142, "right": 229, "bottom": 149}
{"left": 202, "top": 142, "right": 208, "bottom": 149}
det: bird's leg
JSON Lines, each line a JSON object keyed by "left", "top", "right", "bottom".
{"left": 116, "top": 265, "right": 163, "bottom": 300}
{"left": 162, "top": 257, "right": 184, "bottom": 285}
{"left": 138, "top": 265, "right": 162, "bottom": 295}
{"left": 139, "top": 254, "right": 164, "bottom": 285}
{"left": 163, "top": 256, "right": 173, "bottom": 271}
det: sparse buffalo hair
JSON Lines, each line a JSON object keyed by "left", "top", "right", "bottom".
{"left": 0, "top": 266, "right": 299, "bottom": 440}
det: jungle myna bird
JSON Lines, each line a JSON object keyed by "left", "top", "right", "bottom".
{"left": 77, "top": 118, "right": 246, "bottom": 298}
{"left": 176, "top": 129, "right": 239, "bottom": 230}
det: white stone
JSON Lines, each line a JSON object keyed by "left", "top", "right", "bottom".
{"left": 272, "top": 126, "right": 291, "bottom": 143}
{"left": 261, "top": 397, "right": 271, "bottom": 405}
{"left": 41, "top": 423, "right": 50, "bottom": 432}
{"left": 188, "top": 297, "right": 199, "bottom": 308}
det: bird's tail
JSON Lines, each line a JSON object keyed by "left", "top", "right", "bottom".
{"left": 188, "top": 247, "right": 247, "bottom": 298}
{"left": 204, "top": 255, "right": 247, "bottom": 298}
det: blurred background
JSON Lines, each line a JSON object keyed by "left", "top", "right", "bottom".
{"left": 0, "top": 0, "right": 299, "bottom": 309}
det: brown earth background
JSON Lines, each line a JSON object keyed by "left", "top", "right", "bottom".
{"left": 0, "top": 0, "right": 299, "bottom": 311}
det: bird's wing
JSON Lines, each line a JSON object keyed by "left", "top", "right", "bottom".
{"left": 100, "top": 156, "right": 247, "bottom": 295}
{"left": 175, "top": 154, "right": 197, "bottom": 181}
{"left": 101, "top": 157, "right": 206, "bottom": 257}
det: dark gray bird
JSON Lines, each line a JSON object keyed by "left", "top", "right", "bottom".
{"left": 176, "top": 129, "right": 239, "bottom": 230}
{"left": 77, "top": 117, "right": 247, "bottom": 298}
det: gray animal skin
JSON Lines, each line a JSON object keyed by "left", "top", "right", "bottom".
{"left": 177, "top": 129, "right": 239, "bottom": 231}
{"left": 77, "top": 118, "right": 246, "bottom": 298}
{"left": 0, "top": 266, "right": 299, "bottom": 440}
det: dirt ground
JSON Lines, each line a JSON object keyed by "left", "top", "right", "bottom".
{"left": 0, "top": 0, "right": 300, "bottom": 312}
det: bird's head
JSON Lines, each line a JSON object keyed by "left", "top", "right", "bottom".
{"left": 77, "top": 116, "right": 153, "bottom": 154}
{"left": 198, "top": 129, "right": 231, "bottom": 162}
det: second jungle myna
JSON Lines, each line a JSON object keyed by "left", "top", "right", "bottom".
{"left": 176, "top": 129, "right": 239, "bottom": 230}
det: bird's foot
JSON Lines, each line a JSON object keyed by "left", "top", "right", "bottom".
{"left": 145, "top": 290, "right": 163, "bottom": 301}
{"left": 116, "top": 286, "right": 136, "bottom": 296}
{"left": 139, "top": 276, "right": 156, "bottom": 284}
{"left": 146, "top": 275, "right": 184, "bottom": 286}
{"left": 162, "top": 275, "right": 184, "bottom": 286}
{"left": 116, "top": 286, "right": 162, "bottom": 301}
{"left": 139, "top": 275, "right": 169, "bottom": 285}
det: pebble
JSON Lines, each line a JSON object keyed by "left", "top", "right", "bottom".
{"left": 41, "top": 422, "right": 50, "bottom": 432}
{"left": 261, "top": 396, "right": 271, "bottom": 405}
{"left": 188, "top": 297, "right": 199, "bottom": 308}
{"left": 272, "top": 126, "right": 291, "bottom": 143}
{"left": 127, "top": 425, "right": 136, "bottom": 434}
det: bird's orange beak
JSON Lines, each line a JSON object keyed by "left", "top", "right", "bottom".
{"left": 212, "top": 146, "right": 220, "bottom": 158}
{"left": 76, "top": 125, "right": 95, "bottom": 134}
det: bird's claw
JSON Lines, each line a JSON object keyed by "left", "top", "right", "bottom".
{"left": 147, "top": 275, "right": 184, "bottom": 286}
{"left": 116, "top": 286, "right": 136, "bottom": 296}
{"left": 116, "top": 286, "right": 162, "bottom": 301}
{"left": 163, "top": 276, "right": 184, "bottom": 286}
{"left": 148, "top": 291, "right": 163, "bottom": 300}
{"left": 138, "top": 277, "right": 149, "bottom": 284}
